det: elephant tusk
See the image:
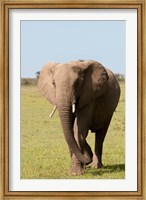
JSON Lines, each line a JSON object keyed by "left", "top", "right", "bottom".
{"left": 72, "top": 104, "right": 75, "bottom": 113}
{"left": 49, "top": 106, "right": 57, "bottom": 118}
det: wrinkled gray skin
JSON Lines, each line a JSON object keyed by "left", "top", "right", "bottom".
{"left": 38, "top": 60, "right": 120, "bottom": 175}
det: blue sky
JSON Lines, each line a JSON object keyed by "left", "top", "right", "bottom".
{"left": 21, "top": 20, "right": 125, "bottom": 78}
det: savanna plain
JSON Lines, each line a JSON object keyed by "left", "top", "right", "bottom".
{"left": 21, "top": 81, "right": 125, "bottom": 179}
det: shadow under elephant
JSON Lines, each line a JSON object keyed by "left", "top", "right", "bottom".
{"left": 86, "top": 163, "right": 125, "bottom": 177}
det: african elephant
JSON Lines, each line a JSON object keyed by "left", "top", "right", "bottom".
{"left": 38, "top": 60, "right": 120, "bottom": 175}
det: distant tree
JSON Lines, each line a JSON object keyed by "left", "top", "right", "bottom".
{"left": 21, "top": 78, "right": 37, "bottom": 86}
{"left": 35, "top": 71, "right": 40, "bottom": 79}
{"left": 115, "top": 73, "right": 125, "bottom": 82}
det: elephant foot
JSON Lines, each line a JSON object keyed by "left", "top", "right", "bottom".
{"left": 86, "top": 160, "right": 92, "bottom": 166}
{"left": 92, "top": 162, "right": 103, "bottom": 169}
{"left": 70, "top": 165, "right": 84, "bottom": 176}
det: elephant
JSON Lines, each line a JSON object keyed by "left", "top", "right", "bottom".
{"left": 38, "top": 60, "right": 120, "bottom": 175}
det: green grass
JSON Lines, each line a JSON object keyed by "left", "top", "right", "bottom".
{"left": 21, "top": 83, "right": 125, "bottom": 179}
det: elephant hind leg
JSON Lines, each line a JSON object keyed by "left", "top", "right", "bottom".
{"left": 92, "top": 116, "right": 112, "bottom": 169}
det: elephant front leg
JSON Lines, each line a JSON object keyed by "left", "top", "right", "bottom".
{"left": 70, "top": 142, "right": 92, "bottom": 175}
{"left": 70, "top": 154, "right": 85, "bottom": 175}
{"left": 69, "top": 118, "right": 87, "bottom": 175}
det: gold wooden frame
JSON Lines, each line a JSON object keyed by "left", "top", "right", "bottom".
{"left": 0, "top": 0, "right": 145, "bottom": 199}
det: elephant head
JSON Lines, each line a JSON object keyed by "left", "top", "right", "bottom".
{"left": 38, "top": 60, "right": 109, "bottom": 164}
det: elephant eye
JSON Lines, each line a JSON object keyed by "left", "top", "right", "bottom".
{"left": 52, "top": 80, "right": 56, "bottom": 87}
{"left": 74, "top": 79, "right": 80, "bottom": 87}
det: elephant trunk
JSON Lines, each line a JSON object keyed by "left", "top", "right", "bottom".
{"left": 57, "top": 104, "right": 91, "bottom": 164}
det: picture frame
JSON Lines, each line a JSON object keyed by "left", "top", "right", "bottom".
{"left": 0, "top": 0, "right": 145, "bottom": 199}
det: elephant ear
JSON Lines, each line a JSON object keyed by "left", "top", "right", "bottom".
{"left": 78, "top": 60, "right": 109, "bottom": 109}
{"left": 38, "top": 62, "right": 59, "bottom": 105}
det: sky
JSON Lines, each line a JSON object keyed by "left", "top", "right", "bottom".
{"left": 21, "top": 20, "right": 125, "bottom": 78}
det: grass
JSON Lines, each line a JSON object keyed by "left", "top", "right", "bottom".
{"left": 21, "top": 82, "right": 125, "bottom": 179}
